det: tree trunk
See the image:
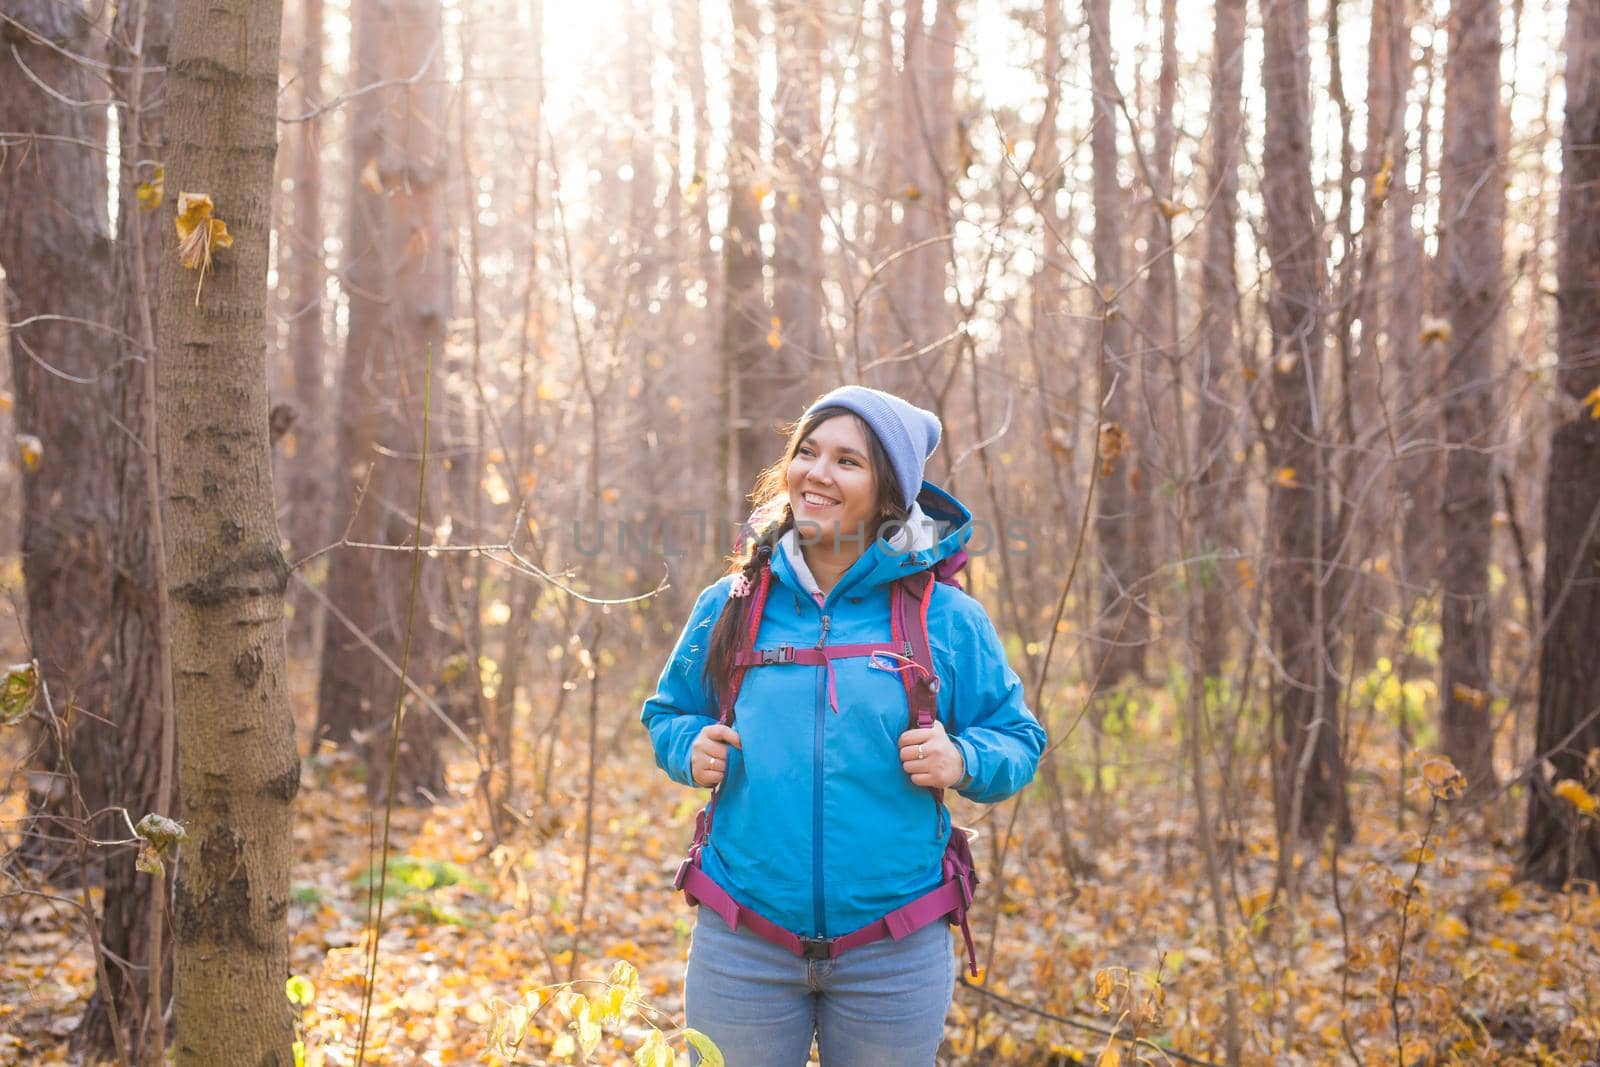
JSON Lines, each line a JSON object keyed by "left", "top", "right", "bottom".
{"left": 1195, "top": 0, "right": 1246, "bottom": 682}
{"left": 77, "top": 0, "right": 176, "bottom": 1056}
{"left": 1086, "top": 0, "right": 1147, "bottom": 685}
{"left": 1372, "top": 0, "right": 1431, "bottom": 606}
{"left": 282, "top": 0, "right": 328, "bottom": 647}
{"left": 772, "top": 0, "right": 825, "bottom": 380}
{"left": 872, "top": 0, "right": 957, "bottom": 408}
{"left": 155, "top": 0, "right": 300, "bottom": 1057}
{"left": 1260, "top": 0, "right": 1349, "bottom": 842}
{"left": 724, "top": 0, "right": 775, "bottom": 504}
{"left": 317, "top": 0, "right": 451, "bottom": 806}
{"left": 0, "top": 0, "right": 119, "bottom": 879}
{"left": 1522, "top": 0, "right": 1600, "bottom": 889}
{"left": 1437, "top": 0, "right": 1504, "bottom": 795}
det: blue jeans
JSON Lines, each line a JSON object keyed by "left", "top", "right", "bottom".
{"left": 683, "top": 906, "right": 956, "bottom": 1066}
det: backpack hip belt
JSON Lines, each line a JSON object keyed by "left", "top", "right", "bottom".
{"left": 674, "top": 552, "right": 982, "bottom": 977}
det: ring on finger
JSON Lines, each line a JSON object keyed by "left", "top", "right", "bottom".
{"left": 917, "top": 744, "right": 925, "bottom": 760}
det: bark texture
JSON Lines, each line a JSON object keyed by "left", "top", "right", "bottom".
{"left": 772, "top": 0, "right": 825, "bottom": 380}
{"left": 1438, "top": 0, "right": 1504, "bottom": 794}
{"left": 1260, "top": 0, "right": 1349, "bottom": 842}
{"left": 282, "top": 0, "right": 328, "bottom": 645}
{"left": 77, "top": 0, "right": 176, "bottom": 1055}
{"left": 724, "top": 0, "right": 778, "bottom": 503}
{"left": 872, "top": 0, "right": 957, "bottom": 409}
{"left": 155, "top": 0, "right": 300, "bottom": 1058}
{"left": 0, "top": 0, "right": 118, "bottom": 877}
{"left": 1523, "top": 0, "right": 1600, "bottom": 889}
{"left": 317, "top": 0, "right": 450, "bottom": 804}
{"left": 1087, "top": 0, "right": 1147, "bottom": 684}
{"left": 1195, "top": 0, "right": 1246, "bottom": 681}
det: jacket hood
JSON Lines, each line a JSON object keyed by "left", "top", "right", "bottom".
{"left": 773, "top": 480, "right": 973, "bottom": 600}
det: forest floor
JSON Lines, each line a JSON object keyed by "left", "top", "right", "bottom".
{"left": 2, "top": 620, "right": 1599, "bottom": 1065}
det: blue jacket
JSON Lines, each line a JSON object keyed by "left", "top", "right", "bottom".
{"left": 641, "top": 483, "right": 1046, "bottom": 939}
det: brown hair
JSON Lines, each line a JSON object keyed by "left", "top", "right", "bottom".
{"left": 702, "top": 406, "right": 910, "bottom": 701}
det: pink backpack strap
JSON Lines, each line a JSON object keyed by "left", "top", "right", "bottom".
{"left": 718, "top": 554, "right": 773, "bottom": 727}
{"left": 893, "top": 570, "right": 982, "bottom": 976}
{"left": 690, "top": 553, "right": 774, "bottom": 859}
{"left": 892, "top": 572, "right": 941, "bottom": 731}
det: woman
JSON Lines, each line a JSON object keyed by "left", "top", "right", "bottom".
{"left": 641, "top": 386, "right": 1045, "bottom": 1065}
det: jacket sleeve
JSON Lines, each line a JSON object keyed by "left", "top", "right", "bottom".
{"left": 640, "top": 581, "right": 730, "bottom": 788}
{"left": 944, "top": 597, "right": 1047, "bottom": 805}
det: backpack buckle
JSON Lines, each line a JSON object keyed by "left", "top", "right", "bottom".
{"left": 798, "top": 936, "right": 834, "bottom": 961}
{"left": 760, "top": 646, "right": 795, "bottom": 665}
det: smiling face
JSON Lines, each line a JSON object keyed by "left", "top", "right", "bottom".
{"left": 786, "top": 414, "right": 882, "bottom": 555}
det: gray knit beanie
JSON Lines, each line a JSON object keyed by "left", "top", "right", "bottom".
{"left": 802, "top": 386, "right": 942, "bottom": 508}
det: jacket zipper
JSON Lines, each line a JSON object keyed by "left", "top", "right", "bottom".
{"left": 812, "top": 607, "right": 830, "bottom": 937}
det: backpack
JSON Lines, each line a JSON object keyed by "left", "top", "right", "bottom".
{"left": 674, "top": 543, "right": 982, "bottom": 976}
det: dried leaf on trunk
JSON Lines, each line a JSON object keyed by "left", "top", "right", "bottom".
{"left": 1, "top": 662, "right": 39, "bottom": 725}
{"left": 173, "top": 192, "right": 234, "bottom": 305}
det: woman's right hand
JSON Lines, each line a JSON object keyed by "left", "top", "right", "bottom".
{"left": 692, "top": 723, "right": 742, "bottom": 787}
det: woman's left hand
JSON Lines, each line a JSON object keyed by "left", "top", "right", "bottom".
{"left": 898, "top": 719, "right": 965, "bottom": 789}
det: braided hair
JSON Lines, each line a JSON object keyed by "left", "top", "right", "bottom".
{"left": 703, "top": 406, "right": 909, "bottom": 700}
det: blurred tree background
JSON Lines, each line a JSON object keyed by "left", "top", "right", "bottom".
{"left": 1, "top": 0, "right": 1598, "bottom": 1062}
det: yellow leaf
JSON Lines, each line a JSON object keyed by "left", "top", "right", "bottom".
{"left": 173, "top": 192, "right": 233, "bottom": 305}
{"left": 904, "top": 183, "right": 922, "bottom": 200}
{"left": 137, "top": 165, "right": 164, "bottom": 211}
{"left": 1420, "top": 754, "right": 1466, "bottom": 799}
{"left": 1092, "top": 969, "right": 1115, "bottom": 1012}
{"left": 1236, "top": 560, "right": 1256, "bottom": 589}
{"left": 1451, "top": 682, "right": 1489, "bottom": 710}
{"left": 607, "top": 959, "right": 640, "bottom": 998}
{"left": 1345, "top": 941, "right": 1373, "bottom": 972}
{"left": 1402, "top": 842, "right": 1437, "bottom": 864}
{"left": 686, "top": 173, "right": 705, "bottom": 201}
{"left": 750, "top": 181, "right": 771, "bottom": 204}
{"left": 1420, "top": 316, "right": 1452, "bottom": 343}
{"left": 1553, "top": 778, "right": 1598, "bottom": 816}
{"left": 767, "top": 327, "right": 782, "bottom": 349}
{"left": 551, "top": 1032, "right": 576, "bottom": 1058}
{"left": 17, "top": 434, "right": 43, "bottom": 473}
{"left": 1096, "top": 1044, "right": 1122, "bottom": 1067}
{"left": 1584, "top": 385, "right": 1600, "bottom": 420}
{"left": 572, "top": 997, "right": 601, "bottom": 1058}
{"left": 1371, "top": 157, "right": 1392, "bottom": 204}
{"left": 1157, "top": 198, "right": 1184, "bottom": 219}
{"left": 0, "top": 391, "right": 11, "bottom": 413}
{"left": 360, "top": 157, "right": 383, "bottom": 194}
{"left": 293, "top": 1039, "right": 306, "bottom": 1067}
{"left": 683, "top": 1028, "right": 724, "bottom": 1067}
{"left": 1274, "top": 467, "right": 1301, "bottom": 489}
{"left": 1436, "top": 914, "right": 1468, "bottom": 940}
{"left": 632, "top": 1030, "right": 673, "bottom": 1067}
{"left": 285, "top": 974, "right": 316, "bottom": 1006}
{"left": 786, "top": 191, "right": 800, "bottom": 209}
